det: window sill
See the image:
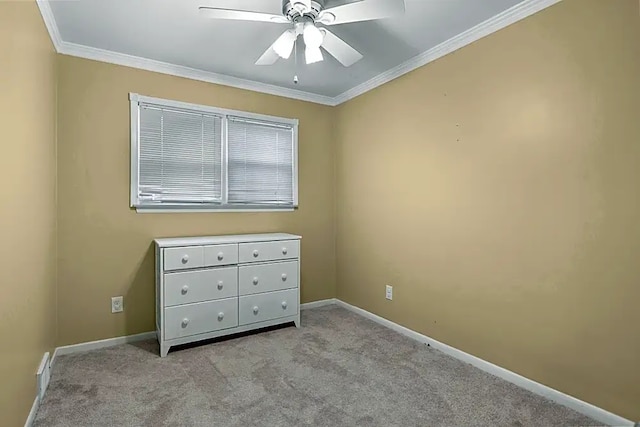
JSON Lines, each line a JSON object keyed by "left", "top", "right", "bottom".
{"left": 134, "top": 206, "right": 297, "bottom": 214}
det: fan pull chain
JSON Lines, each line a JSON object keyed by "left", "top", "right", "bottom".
{"left": 293, "top": 38, "right": 299, "bottom": 84}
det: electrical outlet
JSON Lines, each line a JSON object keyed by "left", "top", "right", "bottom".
{"left": 385, "top": 285, "right": 393, "bottom": 301}
{"left": 111, "top": 296, "right": 123, "bottom": 313}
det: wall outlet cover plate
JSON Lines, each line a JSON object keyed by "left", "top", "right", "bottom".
{"left": 111, "top": 296, "right": 123, "bottom": 313}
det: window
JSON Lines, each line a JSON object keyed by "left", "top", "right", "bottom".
{"left": 130, "top": 93, "right": 298, "bottom": 211}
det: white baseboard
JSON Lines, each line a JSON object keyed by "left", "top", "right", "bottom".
{"left": 50, "top": 331, "right": 156, "bottom": 368}
{"left": 300, "top": 298, "right": 337, "bottom": 310}
{"left": 24, "top": 351, "right": 52, "bottom": 427}
{"left": 24, "top": 393, "right": 39, "bottom": 427}
{"left": 40, "top": 300, "right": 634, "bottom": 426}
{"left": 36, "top": 352, "right": 51, "bottom": 403}
{"left": 49, "top": 302, "right": 335, "bottom": 366}
{"left": 333, "top": 299, "right": 634, "bottom": 427}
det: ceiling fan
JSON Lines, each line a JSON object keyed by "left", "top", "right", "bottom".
{"left": 199, "top": 0, "right": 405, "bottom": 68}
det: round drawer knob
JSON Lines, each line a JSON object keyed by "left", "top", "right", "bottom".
{"left": 253, "top": 306, "right": 259, "bottom": 315}
{"left": 217, "top": 281, "right": 224, "bottom": 290}
{"left": 253, "top": 250, "right": 259, "bottom": 258}
{"left": 217, "top": 312, "right": 224, "bottom": 321}
{"left": 181, "top": 285, "right": 189, "bottom": 295}
{"left": 217, "top": 252, "right": 224, "bottom": 261}
{"left": 282, "top": 247, "right": 288, "bottom": 255}
{"left": 181, "top": 318, "right": 190, "bottom": 328}
{"left": 181, "top": 255, "right": 189, "bottom": 264}
{"left": 252, "top": 277, "right": 259, "bottom": 285}
{"left": 282, "top": 301, "right": 288, "bottom": 310}
{"left": 281, "top": 273, "right": 287, "bottom": 281}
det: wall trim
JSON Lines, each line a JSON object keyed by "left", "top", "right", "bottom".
{"left": 333, "top": 299, "right": 634, "bottom": 427}
{"left": 24, "top": 393, "right": 39, "bottom": 427}
{"left": 39, "top": 299, "right": 633, "bottom": 425}
{"left": 35, "top": 0, "right": 561, "bottom": 106}
{"left": 35, "top": 1, "right": 334, "bottom": 106}
{"left": 35, "top": 0, "right": 62, "bottom": 51}
{"left": 49, "top": 299, "right": 334, "bottom": 366}
{"left": 50, "top": 331, "right": 156, "bottom": 368}
{"left": 36, "top": 353, "right": 51, "bottom": 403}
{"left": 57, "top": 42, "right": 337, "bottom": 106}
{"left": 332, "top": 0, "right": 562, "bottom": 104}
{"left": 300, "top": 298, "right": 337, "bottom": 310}
{"left": 24, "top": 351, "right": 52, "bottom": 427}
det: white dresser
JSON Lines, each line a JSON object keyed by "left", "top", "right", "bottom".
{"left": 154, "top": 233, "right": 301, "bottom": 357}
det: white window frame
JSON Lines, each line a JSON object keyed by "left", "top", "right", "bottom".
{"left": 130, "top": 93, "right": 299, "bottom": 213}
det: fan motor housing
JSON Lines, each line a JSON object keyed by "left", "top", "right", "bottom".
{"left": 283, "top": 0, "right": 325, "bottom": 22}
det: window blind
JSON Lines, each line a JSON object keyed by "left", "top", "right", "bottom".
{"left": 227, "top": 117, "right": 294, "bottom": 205}
{"left": 131, "top": 93, "right": 298, "bottom": 211}
{"left": 138, "top": 105, "right": 222, "bottom": 203}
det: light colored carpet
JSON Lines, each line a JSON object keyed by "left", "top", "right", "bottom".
{"left": 35, "top": 306, "right": 599, "bottom": 426}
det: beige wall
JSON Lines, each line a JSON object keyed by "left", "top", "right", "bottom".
{"left": 335, "top": 0, "right": 640, "bottom": 420}
{"left": 5, "top": 0, "right": 639, "bottom": 424}
{"left": 0, "top": 2, "right": 57, "bottom": 427}
{"left": 56, "top": 56, "right": 336, "bottom": 346}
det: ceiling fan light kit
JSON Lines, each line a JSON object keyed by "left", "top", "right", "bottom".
{"left": 272, "top": 29, "right": 297, "bottom": 59}
{"left": 305, "top": 46, "right": 324, "bottom": 65}
{"left": 199, "top": 0, "right": 405, "bottom": 70}
{"left": 302, "top": 21, "right": 324, "bottom": 49}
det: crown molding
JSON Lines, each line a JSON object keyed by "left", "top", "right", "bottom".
{"left": 332, "top": 0, "right": 563, "bottom": 105}
{"left": 36, "top": 0, "right": 62, "bottom": 51}
{"left": 34, "top": 1, "right": 335, "bottom": 106}
{"left": 36, "top": 0, "right": 561, "bottom": 107}
{"left": 56, "top": 41, "right": 337, "bottom": 106}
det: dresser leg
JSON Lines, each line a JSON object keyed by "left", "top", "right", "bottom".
{"left": 160, "top": 343, "right": 170, "bottom": 357}
{"left": 294, "top": 314, "right": 301, "bottom": 328}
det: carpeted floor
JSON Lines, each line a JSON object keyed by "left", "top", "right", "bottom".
{"left": 35, "top": 306, "right": 599, "bottom": 427}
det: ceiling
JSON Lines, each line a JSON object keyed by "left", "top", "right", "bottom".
{"left": 42, "top": 0, "right": 549, "bottom": 104}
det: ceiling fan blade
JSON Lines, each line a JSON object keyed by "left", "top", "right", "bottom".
{"left": 321, "top": 29, "right": 363, "bottom": 67}
{"left": 255, "top": 47, "right": 280, "bottom": 66}
{"left": 199, "top": 7, "right": 289, "bottom": 23}
{"left": 318, "top": 0, "right": 405, "bottom": 26}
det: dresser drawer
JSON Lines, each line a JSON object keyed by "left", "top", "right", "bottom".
{"left": 164, "top": 246, "right": 204, "bottom": 271}
{"left": 164, "top": 297, "right": 238, "bottom": 340}
{"left": 204, "top": 244, "right": 238, "bottom": 267}
{"left": 238, "top": 261, "right": 298, "bottom": 296}
{"left": 164, "top": 266, "right": 238, "bottom": 307}
{"left": 238, "top": 240, "right": 299, "bottom": 263}
{"left": 239, "top": 288, "right": 298, "bottom": 326}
